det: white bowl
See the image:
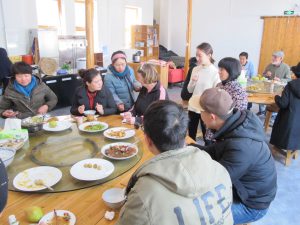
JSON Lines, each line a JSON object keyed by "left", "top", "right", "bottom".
{"left": 0, "top": 147, "right": 16, "bottom": 167}
{"left": 84, "top": 110, "right": 96, "bottom": 116}
{"left": 102, "top": 188, "right": 126, "bottom": 209}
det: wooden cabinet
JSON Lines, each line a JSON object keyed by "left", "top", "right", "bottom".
{"left": 259, "top": 16, "right": 300, "bottom": 74}
{"left": 131, "top": 25, "right": 159, "bottom": 61}
{"left": 128, "top": 62, "right": 169, "bottom": 89}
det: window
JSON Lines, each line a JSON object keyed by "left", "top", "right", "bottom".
{"left": 36, "top": 0, "right": 61, "bottom": 29}
{"left": 125, "top": 6, "right": 142, "bottom": 48}
{"left": 75, "top": 0, "right": 85, "bottom": 34}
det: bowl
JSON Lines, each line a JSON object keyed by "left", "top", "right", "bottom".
{"left": 84, "top": 110, "right": 96, "bottom": 116}
{"left": 0, "top": 147, "right": 16, "bottom": 167}
{"left": 21, "top": 116, "right": 44, "bottom": 134}
{"left": 102, "top": 188, "right": 126, "bottom": 209}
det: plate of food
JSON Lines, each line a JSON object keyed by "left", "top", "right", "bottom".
{"left": 70, "top": 158, "right": 115, "bottom": 181}
{"left": 0, "top": 139, "right": 25, "bottom": 151}
{"left": 43, "top": 121, "right": 72, "bottom": 132}
{"left": 39, "top": 209, "right": 76, "bottom": 225}
{"left": 103, "top": 127, "right": 135, "bottom": 140}
{"left": 78, "top": 122, "right": 108, "bottom": 133}
{"left": 101, "top": 142, "right": 138, "bottom": 160}
{"left": 13, "top": 166, "right": 62, "bottom": 192}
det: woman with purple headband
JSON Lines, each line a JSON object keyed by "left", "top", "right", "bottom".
{"left": 104, "top": 51, "right": 141, "bottom": 112}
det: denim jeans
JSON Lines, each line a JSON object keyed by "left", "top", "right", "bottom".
{"left": 232, "top": 202, "right": 268, "bottom": 224}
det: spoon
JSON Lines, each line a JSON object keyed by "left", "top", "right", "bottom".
{"left": 34, "top": 179, "right": 54, "bottom": 191}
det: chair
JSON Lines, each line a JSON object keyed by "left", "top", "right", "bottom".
{"left": 273, "top": 146, "right": 299, "bottom": 166}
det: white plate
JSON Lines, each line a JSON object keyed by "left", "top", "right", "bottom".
{"left": 70, "top": 158, "right": 114, "bottom": 181}
{"left": 39, "top": 210, "right": 76, "bottom": 225}
{"left": 101, "top": 142, "right": 138, "bottom": 160}
{"left": 13, "top": 166, "right": 62, "bottom": 192}
{"left": 78, "top": 121, "right": 108, "bottom": 133}
{"left": 103, "top": 127, "right": 135, "bottom": 140}
{"left": 43, "top": 121, "right": 72, "bottom": 132}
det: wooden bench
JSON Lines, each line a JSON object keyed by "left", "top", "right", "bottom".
{"left": 273, "top": 146, "right": 299, "bottom": 166}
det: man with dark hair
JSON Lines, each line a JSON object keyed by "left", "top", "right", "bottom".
{"left": 239, "top": 52, "right": 255, "bottom": 79}
{"left": 0, "top": 159, "right": 8, "bottom": 216}
{"left": 196, "top": 88, "right": 277, "bottom": 225}
{"left": 117, "top": 100, "right": 233, "bottom": 225}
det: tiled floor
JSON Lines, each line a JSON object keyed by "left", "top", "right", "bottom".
{"left": 0, "top": 86, "right": 298, "bottom": 224}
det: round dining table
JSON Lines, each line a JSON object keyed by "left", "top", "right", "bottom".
{"left": 0, "top": 115, "right": 154, "bottom": 225}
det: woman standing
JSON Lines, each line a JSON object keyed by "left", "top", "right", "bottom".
{"left": 0, "top": 48, "right": 12, "bottom": 92}
{"left": 270, "top": 62, "right": 300, "bottom": 151}
{"left": 70, "top": 69, "right": 117, "bottom": 116}
{"left": 122, "top": 63, "right": 168, "bottom": 125}
{"left": 187, "top": 43, "right": 220, "bottom": 142}
{"left": 105, "top": 51, "right": 141, "bottom": 112}
{"left": 205, "top": 57, "right": 248, "bottom": 144}
{"left": 0, "top": 62, "right": 57, "bottom": 119}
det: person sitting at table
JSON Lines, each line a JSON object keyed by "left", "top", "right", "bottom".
{"left": 0, "top": 159, "right": 8, "bottom": 217}
{"left": 70, "top": 68, "right": 117, "bottom": 116}
{"left": 270, "top": 62, "right": 300, "bottom": 153}
{"left": 205, "top": 57, "right": 248, "bottom": 145}
{"left": 239, "top": 52, "right": 255, "bottom": 79}
{"left": 193, "top": 88, "right": 277, "bottom": 225}
{"left": 122, "top": 63, "right": 168, "bottom": 125}
{"left": 0, "top": 62, "right": 58, "bottom": 119}
{"left": 104, "top": 50, "right": 141, "bottom": 112}
{"left": 263, "top": 51, "right": 291, "bottom": 82}
{"left": 116, "top": 100, "right": 233, "bottom": 225}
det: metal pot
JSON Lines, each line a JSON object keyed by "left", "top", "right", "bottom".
{"left": 133, "top": 54, "right": 141, "bottom": 63}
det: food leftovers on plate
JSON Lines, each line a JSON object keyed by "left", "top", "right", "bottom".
{"left": 84, "top": 124, "right": 105, "bottom": 131}
{"left": 105, "top": 145, "right": 136, "bottom": 158}
{"left": 107, "top": 130, "right": 126, "bottom": 138}
{"left": 47, "top": 117, "right": 59, "bottom": 123}
{"left": 0, "top": 139, "right": 24, "bottom": 148}
{"left": 83, "top": 163, "right": 102, "bottom": 170}
{"left": 48, "top": 121, "right": 58, "bottom": 128}
{"left": 47, "top": 210, "right": 71, "bottom": 225}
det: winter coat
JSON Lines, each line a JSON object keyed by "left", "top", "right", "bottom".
{"left": 270, "top": 78, "right": 300, "bottom": 150}
{"left": 200, "top": 110, "right": 277, "bottom": 210}
{"left": 104, "top": 66, "right": 141, "bottom": 111}
{"left": 70, "top": 85, "right": 117, "bottom": 116}
{"left": 0, "top": 76, "right": 58, "bottom": 119}
{"left": 116, "top": 146, "right": 233, "bottom": 225}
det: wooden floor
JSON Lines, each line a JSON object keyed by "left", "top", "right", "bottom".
{"left": 0, "top": 116, "right": 154, "bottom": 224}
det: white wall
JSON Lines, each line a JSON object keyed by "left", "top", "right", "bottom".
{"left": 0, "top": 0, "right": 6, "bottom": 48}
{"left": 159, "top": 0, "right": 299, "bottom": 73}
{"left": 1, "top": 0, "right": 37, "bottom": 55}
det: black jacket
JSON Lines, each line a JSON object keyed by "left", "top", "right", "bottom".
{"left": 70, "top": 85, "right": 117, "bottom": 116}
{"left": 270, "top": 78, "right": 300, "bottom": 149}
{"left": 181, "top": 57, "right": 197, "bottom": 101}
{"left": 0, "top": 159, "right": 8, "bottom": 213}
{"left": 198, "top": 110, "right": 277, "bottom": 210}
{"left": 131, "top": 81, "right": 168, "bottom": 117}
{"left": 0, "top": 48, "right": 12, "bottom": 85}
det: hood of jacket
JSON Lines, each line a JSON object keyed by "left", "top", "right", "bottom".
{"left": 214, "top": 109, "right": 265, "bottom": 142}
{"left": 126, "top": 146, "right": 231, "bottom": 198}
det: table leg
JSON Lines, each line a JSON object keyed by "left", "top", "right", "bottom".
{"left": 264, "top": 110, "right": 272, "bottom": 132}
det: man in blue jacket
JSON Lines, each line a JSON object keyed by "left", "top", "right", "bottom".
{"left": 195, "top": 88, "right": 277, "bottom": 225}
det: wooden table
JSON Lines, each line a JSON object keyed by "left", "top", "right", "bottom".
{"left": 247, "top": 92, "right": 276, "bottom": 132}
{"left": 0, "top": 115, "right": 153, "bottom": 225}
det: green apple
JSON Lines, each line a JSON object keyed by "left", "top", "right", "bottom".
{"left": 25, "top": 206, "right": 44, "bottom": 222}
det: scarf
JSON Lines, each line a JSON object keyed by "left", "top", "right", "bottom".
{"left": 87, "top": 89, "right": 97, "bottom": 109}
{"left": 109, "top": 64, "right": 130, "bottom": 78}
{"left": 13, "top": 76, "right": 37, "bottom": 97}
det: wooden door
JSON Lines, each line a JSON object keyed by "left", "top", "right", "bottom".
{"left": 258, "top": 16, "right": 300, "bottom": 74}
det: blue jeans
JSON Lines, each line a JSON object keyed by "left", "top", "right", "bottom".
{"left": 232, "top": 202, "right": 268, "bottom": 224}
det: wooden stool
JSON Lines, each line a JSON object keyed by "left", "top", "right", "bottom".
{"left": 264, "top": 110, "right": 272, "bottom": 132}
{"left": 273, "top": 146, "right": 299, "bottom": 166}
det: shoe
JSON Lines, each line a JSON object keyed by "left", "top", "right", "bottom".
{"left": 256, "top": 111, "right": 266, "bottom": 116}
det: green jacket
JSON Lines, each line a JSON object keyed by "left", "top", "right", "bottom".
{"left": 116, "top": 146, "right": 233, "bottom": 225}
{"left": 0, "top": 76, "right": 58, "bottom": 119}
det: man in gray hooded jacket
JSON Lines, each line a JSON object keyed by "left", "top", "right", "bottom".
{"left": 116, "top": 100, "right": 233, "bottom": 225}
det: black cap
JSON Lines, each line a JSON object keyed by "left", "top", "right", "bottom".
{"left": 0, "top": 159, "right": 8, "bottom": 213}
